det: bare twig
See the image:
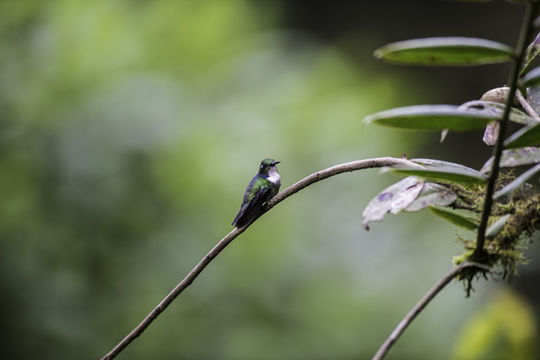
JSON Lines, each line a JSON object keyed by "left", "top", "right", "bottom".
{"left": 474, "top": 1, "right": 538, "bottom": 257}
{"left": 100, "top": 157, "right": 421, "bottom": 360}
{"left": 516, "top": 88, "right": 540, "bottom": 122}
{"left": 372, "top": 262, "right": 491, "bottom": 360}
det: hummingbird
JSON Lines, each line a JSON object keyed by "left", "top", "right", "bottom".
{"left": 232, "top": 158, "right": 281, "bottom": 228}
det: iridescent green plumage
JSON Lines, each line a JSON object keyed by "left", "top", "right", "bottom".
{"left": 232, "top": 159, "right": 281, "bottom": 227}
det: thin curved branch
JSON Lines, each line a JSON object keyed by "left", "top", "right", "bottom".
{"left": 268, "top": 157, "right": 422, "bottom": 208}
{"left": 100, "top": 156, "right": 420, "bottom": 360}
{"left": 372, "top": 262, "right": 492, "bottom": 360}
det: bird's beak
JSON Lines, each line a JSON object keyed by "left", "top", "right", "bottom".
{"left": 272, "top": 161, "right": 281, "bottom": 166}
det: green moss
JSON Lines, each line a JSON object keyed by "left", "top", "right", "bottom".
{"left": 451, "top": 172, "right": 540, "bottom": 296}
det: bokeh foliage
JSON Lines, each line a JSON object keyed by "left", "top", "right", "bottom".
{"left": 452, "top": 290, "right": 538, "bottom": 360}
{"left": 0, "top": 1, "right": 537, "bottom": 359}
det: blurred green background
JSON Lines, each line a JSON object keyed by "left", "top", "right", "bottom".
{"left": 1, "top": 1, "right": 538, "bottom": 359}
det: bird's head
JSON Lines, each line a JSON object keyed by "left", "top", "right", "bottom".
{"left": 259, "top": 158, "right": 280, "bottom": 175}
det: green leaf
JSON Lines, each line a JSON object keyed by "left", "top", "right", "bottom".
{"left": 362, "top": 176, "right": 424, "bottom": 230}
{"left": 504, "top": 122, "right": 540, "bottom": 148}
{"left": 519, "top": 33, "right": 540, "bottom": 77}
{"left": 429, "top": 206, "right": 479, "bottom": 230}
{"left": 413, "top": 159, "right": 485, "bottom": 176}
{"left": 405, "top": 182, "right": 457, "bottom": 212}
{"left": 494, "top": 163, "right": 540, "bottom": 199}
{"left": 374, "top": 37, "right": 514, "bottom": 66}
{"left": 391, "top": 158, "right": 487, "bottom": 185}
{"left": 364, "top": 105, "right": 497, "bottom": 131}
{"left": 485, "top": 215, "right": 510, "bottom": 239}
{"left": 481, "top": 147, "right": 540, "bottom": 173}
{"left": 459, "top": 100, "right": 535, "bottom": 125}
{"left": 520, "top": 65, "right": 540, "bottom": 87}
{"left": 392, "top": 169, "right": 486, "bottom": 185}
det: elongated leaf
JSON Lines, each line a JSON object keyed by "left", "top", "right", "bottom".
{"left": 485, "top": 214, "right": 510, "bottom": 239}
{"left": 429, "top": 206, "right": 479, "bottom": 230}
{"left": 459, "top": 100, "right": 534, "bottom": 125}
{"left": 520, "top": 32, "right": 540, "bottom": 77}
{"left": 405, "top": 182, "right": 457, "bottom": 211}
{"left": 412, "top": 158, "right": 485, "bottom": 176}
{"left": 481, "top": 147, "right": 540, "bottom": 173}
{"left": 504, "top": 122, "right": 540, "bottom": 148}
{"left": 374, "top": 37, "right": 514, "bottom": 66}
{"left": 520, "top": 65, "right": 540, "bottom": 87}
{"left": 392, "top": 169, "right": 487, "bottom": 185}
{"left": 362, "top": 176, "right": 424, "bottom": 230}
{"left": 392, "top": 158, "right": 487, "bottom": 185}
{"left": 494, "top": 163, "right": 540, "bottom": 199}
{"left": 364, "top": 105, "right": 497, "bottom": 131}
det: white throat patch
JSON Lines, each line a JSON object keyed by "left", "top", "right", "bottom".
{"left": 267, "top": 167, "right": 280, "bottom": 184}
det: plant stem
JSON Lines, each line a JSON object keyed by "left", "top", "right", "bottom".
{"left": 516, "top": 89, "right": 540, "bottom": 122}
{"left": 474, "top": 1, "right": 538, "bottom": 257}
{"left": 372, "top": 262, "right": 491, "bottom": 360}
{"left": 100, "top": 157, "right": 421, "bottom": 360}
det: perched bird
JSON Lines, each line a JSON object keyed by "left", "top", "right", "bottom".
{"left": 232, "top": 158, "right": 281, "bottom": 228}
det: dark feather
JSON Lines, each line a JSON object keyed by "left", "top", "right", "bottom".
{"left": 232, "top": 186, "right": 271, "bottom": 227}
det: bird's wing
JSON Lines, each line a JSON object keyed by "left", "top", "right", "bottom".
{"left": 232, "top": 184, "right": 271, "bottom": 227}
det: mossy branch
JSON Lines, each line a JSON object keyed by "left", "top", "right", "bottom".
{"left": 100, "top": 157, "right": 421, "bottom": 360}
